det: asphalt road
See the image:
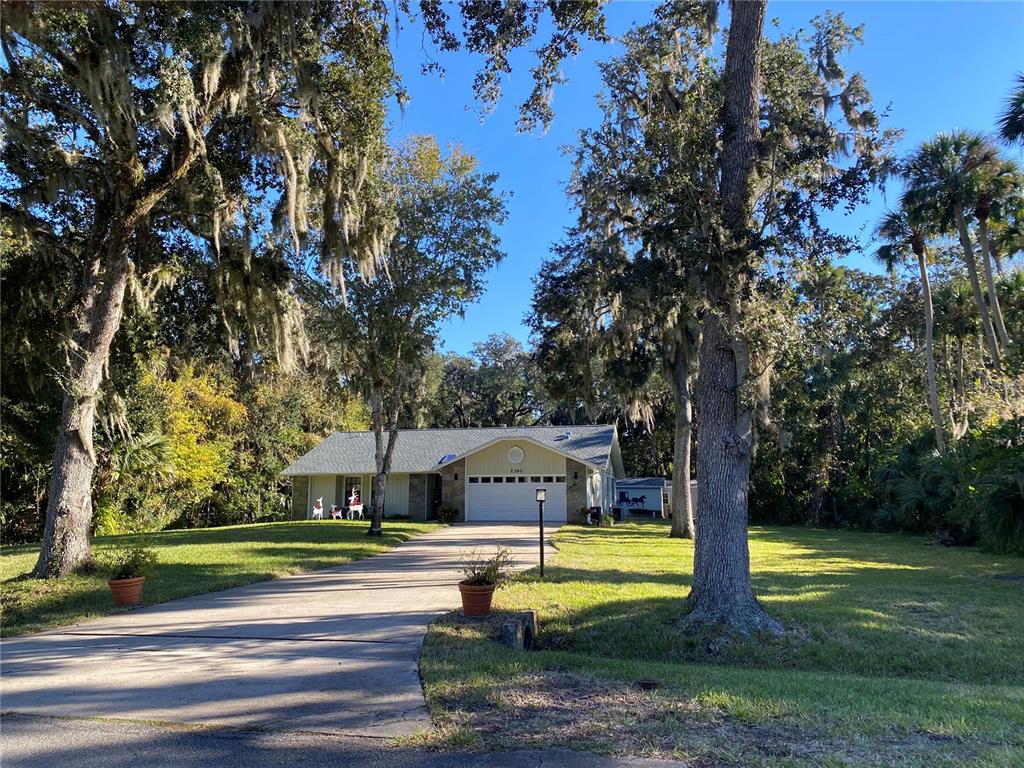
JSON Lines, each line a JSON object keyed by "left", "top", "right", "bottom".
{"left": 0, "top": 714, "right": 687, "bottom": 768}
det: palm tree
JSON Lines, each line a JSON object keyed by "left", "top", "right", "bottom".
{"left": 989, "top": 192, "right": 1024, "bottom": 274}
{"left": 93, "top": 432, "right": 174, "bottom": 535}
{"left": 998, "top": 73, "right": 1024, "bottom": 146}
{"left": 876, "top": 208, "right": 945, "bottom": 452}
{"left": 933, "top": 279, "right": 979, "bottom": 440}
{"left": 974, "top": 159, "right": 1020, "bottom": 352}
{"left": 902, "top": 131, "right": 1003, "bottom": 374}
{"left": 998, "top": 269, "right": 1024, "bottom": 352}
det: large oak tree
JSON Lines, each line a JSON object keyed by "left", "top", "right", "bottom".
{"left": 306, "top": 137, "right": 506, "bottom": 535}
{"left": 1, "top": 0, "right": 603, "bottom": 577}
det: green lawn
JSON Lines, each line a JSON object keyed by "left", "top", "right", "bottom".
{"left": 418, "top": 522, "right": 1024, "bottom": 768}
{"left": 1, "top": 519, "right": 438, "bottom": 636}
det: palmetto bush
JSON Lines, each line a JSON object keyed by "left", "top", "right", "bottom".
{"left": 876, "top": 416, "right": 1024, "bottom": 553}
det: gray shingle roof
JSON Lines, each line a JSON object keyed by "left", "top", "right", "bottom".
{"left": 617, "top": 477, "right": 672, "bottom": 489}
{"left": 282, "top": 425, "right": 617, "bottom": 476}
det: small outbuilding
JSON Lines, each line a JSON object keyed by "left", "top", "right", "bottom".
{"left": 615, "top": 477, "right": 699, "bottom": 518}
{"left": 616, "top": 477, "right": 672, "bottom": 517}
{"left": 282, "top": 425, "right": 625, "bottom": 524}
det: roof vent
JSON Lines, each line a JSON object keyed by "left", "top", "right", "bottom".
{"left": 438, "top": 453, "right": 457, "bottom": 465}
{"left": 557, "top": 430, "right": 572, "bottom": 441}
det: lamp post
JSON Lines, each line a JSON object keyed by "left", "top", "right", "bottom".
{"left": 536, "top": 487, "right": 547, "bottom": 579}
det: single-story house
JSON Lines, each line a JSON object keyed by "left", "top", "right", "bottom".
{"left": 282, "top": 424, "right": 625, "bottom": 523}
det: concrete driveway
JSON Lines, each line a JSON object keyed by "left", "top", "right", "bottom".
{"left": 1, "top": 523, "right": 555, "bottom": 738}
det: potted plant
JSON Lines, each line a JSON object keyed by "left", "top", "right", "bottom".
{"left": 103, "top": 545, "right": 157, "bottom": 606}
{"left": 458, "top": 546, "right": 513, "bottom": 618}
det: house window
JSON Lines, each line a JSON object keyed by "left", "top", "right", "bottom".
{"left": 517, "top": 477, "right": 527, "bottom": 483}
{"left": 556, "top": 476, "right": 566, "bottom": 483}
{"left": 493, "top": 476, "right": 504, "bottom": 483}
{"left": 531, "top": 476, "right": 541, "bottom": 483}
{"left": 469, "top": 477, "right": 479, "bottom": 484}
{"left": 543, "top": 475, "right": 554, "bottom": 483}
{"left": 481, "top": 476, "right": 491, "bottom": 483}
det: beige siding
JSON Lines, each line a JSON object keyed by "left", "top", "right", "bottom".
{"left": 384, "top": 473, "right": 410, "bottom": 517}
{"left": 584, "top": 469, "right": 614, "bottom": 511}
{"left": 363, "top": 474, "right": 373, "bottom": 506}
{"left": 309, "top": 475, "right": 337, "bottom": 516}
{"left": 587, "top": 470, "right": 601, "bottom": 507}
{"left": 466, "top": 440, "right": 566, "bottom": 477}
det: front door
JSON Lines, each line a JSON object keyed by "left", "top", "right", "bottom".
{"left": 343, "top": 476, "right": 363, "bottom": 509}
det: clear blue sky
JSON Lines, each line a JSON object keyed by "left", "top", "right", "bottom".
{"left": 387, "top": 1, "right": 1024, "bottom": 356}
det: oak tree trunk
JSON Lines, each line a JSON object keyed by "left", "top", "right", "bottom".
{"left": 689, "top": 314, "right": 780, "bottom": 634}
{"left": 809, "top": 397, "right": 838, "bottom": 525}
{"left": 367, "top": 392, "right": 402, "bottom": 536}
{"left": 33, "top": 248, "right": 133, "bottom": 577}
{"left": 685, "top": 0, "right": 781, "bottom": 637}
{"left": 669, "top": 340, "right": 696, "bottom": 539}
{"left": 916, "top": 251, "right": 945, "bottom": 454}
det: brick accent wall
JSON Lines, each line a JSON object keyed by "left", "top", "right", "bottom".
{"left": 292, "top": 476, "right": 309, "bottom": 520}
{"left": 566, "top": 459, "right": 588, "bottom": 523}
{"left": 439, "top": 458, "right": 466, "bottom": 522}
{"left": 408, "top": 473, "right": 427, "bottom": 521}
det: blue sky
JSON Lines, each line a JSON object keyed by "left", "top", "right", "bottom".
{"left": 387, "top": 1, "right": 1024, "bottom": 356}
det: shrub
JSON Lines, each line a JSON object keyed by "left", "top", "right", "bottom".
{"left": 875, "top": 416, "right": 1024, "bottom": 553}
{"left": 101, "top": 545, "right": 158, "bottom": 580}
{"left": 460, "top": 546, "right": 513, "bottom": 586}
{"left": 436, "top": 503, "right": 459, "bottom": 524}
{"left": 599, "top": 514, "right": 615, "bottom": 527}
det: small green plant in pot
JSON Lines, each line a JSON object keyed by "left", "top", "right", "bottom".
{"left": 458, "top": 546, "right": 513, "bottom": 618}
{"left": 101, "top": 545, "right": 157, "bottom": 606}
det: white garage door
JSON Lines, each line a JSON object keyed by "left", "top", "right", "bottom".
{"left": 466, "top": 474, "right": 567, "bottom": 522}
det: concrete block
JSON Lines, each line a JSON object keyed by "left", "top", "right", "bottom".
{"left": 500, "top": 610, "right": 538, "bottom": 651}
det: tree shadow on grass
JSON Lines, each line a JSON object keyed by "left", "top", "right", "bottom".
{"left": 508, "top": 552, "right": 1022, "bottom": 687}
{"left": 422, "top": 611, "right": 1024, "bottom": 767}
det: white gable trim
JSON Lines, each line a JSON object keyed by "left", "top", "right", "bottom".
{"left": 442, "top": 434, "right": 608, "bottom": 471}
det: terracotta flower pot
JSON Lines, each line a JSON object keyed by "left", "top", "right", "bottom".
{"left": 458, "top": 581, "right": 497, "bottom": 618}
{"left": 108, "top": 576, "right": 146, "bottom": 606}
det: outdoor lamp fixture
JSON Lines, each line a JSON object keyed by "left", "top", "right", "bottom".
{"left": 536, "top": 488, "right": 547, "bottom": 578}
